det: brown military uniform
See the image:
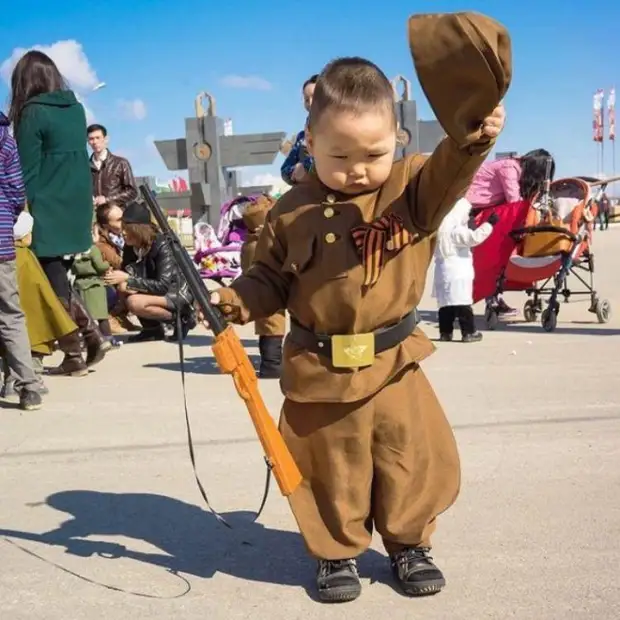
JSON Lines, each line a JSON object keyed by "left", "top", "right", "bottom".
{"left": 240, "top": 195, "right": 286, "bottom": 337}
{"left": 214, "top": 12, "right": 511, "bottom": 560}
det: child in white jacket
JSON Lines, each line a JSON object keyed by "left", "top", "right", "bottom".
{"left": 432, "top": 198, "right": 498, "bottom": 342}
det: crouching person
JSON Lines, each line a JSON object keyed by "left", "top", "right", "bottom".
{"left": 103, "top": 201, "right": 195, "bottom": 340}
{"left": 432, "top": 198, "right": 498, "bottom": 343}
{"left": 241, "top": 194, "right": 286, "bottom": 378}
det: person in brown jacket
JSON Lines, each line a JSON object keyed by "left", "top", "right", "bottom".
{"left": 239, "top": 194, "right": 286, "bottom": 378}
{"left": 209, "top": 11, "right": 511, "bottom": 603}
{"left": 87, "top": 124, "right": 138, "bottom": 208}
{"left": 95, "top": 202, "right": 139, "bottom": 333}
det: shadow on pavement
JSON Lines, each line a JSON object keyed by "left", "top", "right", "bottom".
{"left": 0, "top": 490, "right": 390, "bottom": 600}
{"left": 143, "top": 354, "right": 261, "bottom": 375}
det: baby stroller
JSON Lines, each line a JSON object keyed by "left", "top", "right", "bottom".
{"left": 193, "top": 195, "right": 257, "bottom": 284}
{"left": 475, "top": 171, "right": 618, "bottom": 332}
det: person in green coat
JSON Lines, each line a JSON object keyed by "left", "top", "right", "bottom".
{"left": 71, "top": 224, "right": 117, "bottom": 347}
{"left": 8, "top": 50, "right": 108, "bottom": 377}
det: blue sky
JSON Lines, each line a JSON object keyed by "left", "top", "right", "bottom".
{"left": 1, "top": 0, "right": 619, "bottom": 192}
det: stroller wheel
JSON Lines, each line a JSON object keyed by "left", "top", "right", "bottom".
{"left": 541, "top": 308, "right": 557, "bottom": 332}
{"left": 485, "top": 307, "right": 499, "bottom": 330}
{"left": 595, "top": 299, "right": 612, "bottom": 324}
{"left": 523, "top": 301, "right": 537, "bottom": 323}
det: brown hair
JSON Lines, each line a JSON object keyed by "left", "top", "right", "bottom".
{"left": 9, "top": 51, "right": 68, "bottom": 130}
{"left": 95, "top": 203, "right": 119, "bottom": 228}
{"left": 124, "top": 222, "right": 158, "bottom": 250}
{"left": 307, "top": 57, "right": 396, "bottom": 130}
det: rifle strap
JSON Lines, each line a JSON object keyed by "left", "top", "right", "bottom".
{"left": 175, "top": 306, "right": 272, "bottom": 529}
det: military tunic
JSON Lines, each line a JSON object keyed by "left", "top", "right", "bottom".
{"left": 215, "top": 11, "right": 512, "bottom": 560}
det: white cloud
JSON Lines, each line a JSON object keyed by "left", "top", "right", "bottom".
{"left": 247, "top": 173, "right": 291, "bottom": 195}
{"left": 220, "top": 74, "right": 272, "bottom": 91}
{"left": 74, "top": 92, "right": 95, "bottom": 124}
{"left": 117, "top": 98, "right": 147, "bottom": 121}
{"left": 1, "top": 40, "right": 99, "bottom": 91}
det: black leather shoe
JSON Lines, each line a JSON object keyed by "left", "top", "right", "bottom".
{"left": 316, "top": 559, "right": 361, "bottom": 603}
{"left": 390, "top": 547, "right": 445, "bottom": 596}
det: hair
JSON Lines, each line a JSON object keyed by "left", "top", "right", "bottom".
{"left": 95, "top": 203, "right": 120, "bottom": 228}
{"left": 518, "top": 149, "right": 555, "bottom": 200}
{"left": 87, "top": 123, "right": 107, "bottom": 137}
{"left": 302, "top": 74, "right": 318, "bottom": 90}
{"left": 123, "top": 222, "right": 158, "bottom": 250}
{"left": 307, "top": 57, "right": 396, "bottom": 130}
{"left": 8, "top": 51, "right": 68, "bottom": 129}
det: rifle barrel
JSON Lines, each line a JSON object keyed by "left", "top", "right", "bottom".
{"left": 139, "top": 184, "right": 227, "bottom": 335}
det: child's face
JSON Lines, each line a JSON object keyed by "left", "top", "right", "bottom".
{"left": 307, "top": 108, "right": 396, "bottom": 195}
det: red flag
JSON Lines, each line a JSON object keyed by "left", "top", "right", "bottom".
{"left": 593, "top": 90, "right": 604, "bottom": 142}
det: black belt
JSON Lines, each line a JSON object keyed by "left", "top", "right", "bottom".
{"left": 289, "top": 310, "right": 418, "bottom": 360}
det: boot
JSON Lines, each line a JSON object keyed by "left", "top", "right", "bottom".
{"left": 166, "top": 304, "right": 197, "bottom": 342}
{"left": 47, "top": 296, "right": 89, "bottom": 377}
{"left": 258, "top": 335, "right": 283, "bottom": 379}
{"left": 47, "top": 328, "right": 88, "bottom": 377}
{"left": 69, "top": 293, "right": 110, "bottom": 367}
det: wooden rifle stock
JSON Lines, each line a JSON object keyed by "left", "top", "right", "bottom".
{"left": 139, "top": 185, "right": 302, "bottom": 497}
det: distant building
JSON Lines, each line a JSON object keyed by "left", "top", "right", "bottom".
{"left": 496, "top": 151, "right": 518, "bottom": 159}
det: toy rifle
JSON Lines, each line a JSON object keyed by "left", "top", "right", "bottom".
{"left": 139, "top": 185, "right": 302, "bottom": 526}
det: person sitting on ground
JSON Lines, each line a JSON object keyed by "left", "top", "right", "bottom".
{"left": 466, "top": 148, "right": 555, "bottom": 316}
{"left": 95, "top": 202, "right": 139, "bottom": 334}
{"left": 103, "top": 201, "right": 195, "bottom": 342}
{"left": 1, "top": 211, "right": 78, "bottom": 396}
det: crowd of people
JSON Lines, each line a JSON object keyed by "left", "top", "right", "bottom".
{"left": 0, "top": 50, "right": 194, "bottom": 411}
{"left": 0, "top": 14, "right": 613, "bottom": 606}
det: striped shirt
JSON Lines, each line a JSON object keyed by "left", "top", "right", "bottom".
{"left": 0, "top": 113, "right": 25, "bottom": 261}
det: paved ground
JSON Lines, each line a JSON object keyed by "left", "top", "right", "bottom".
{"left": 1, "top": 227, "right": 619, "bottom": 620}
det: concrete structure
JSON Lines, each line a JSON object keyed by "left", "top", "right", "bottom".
{"left": 148, "top": 91, "right": 286, "bottom": 230}
{"left": 392, "top": 75, "right": 444, "bottom": 158}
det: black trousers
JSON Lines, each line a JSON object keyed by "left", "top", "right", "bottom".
{"left": 438, "top": 305, "right": 476, "bottom": 336}
{"left": 38, "top": 257, "right": 73, "bottom": 301}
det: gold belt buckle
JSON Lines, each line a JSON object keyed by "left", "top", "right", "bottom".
{"left": 331, "top": 333, "right": 375, "bottom": 368}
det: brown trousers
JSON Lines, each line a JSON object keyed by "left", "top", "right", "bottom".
{"left": 255, "top": 311, "right": 286, "bottom": 337}
{"left": 279, "top": 363, "right": 460, "bottom": 560}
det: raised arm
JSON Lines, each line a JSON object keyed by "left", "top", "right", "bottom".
{"left": 406, "top": 11, "right": 512, "bottom": 232}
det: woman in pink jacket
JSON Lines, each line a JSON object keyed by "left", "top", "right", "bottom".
{"left": 466, "top": 148, "right": 555, "bottom": 314}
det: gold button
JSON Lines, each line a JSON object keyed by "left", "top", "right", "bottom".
{"left": 325, "top": 232, "right": 337, "bottom": 244}
{"left": 324, "top": 207, "right": 335, "bottom": 218}
{"left": 326, "top": 194, "right": 336, "bottom": 204}
{"left": 290, "top": 262, "right": 298, "bottom": 272}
